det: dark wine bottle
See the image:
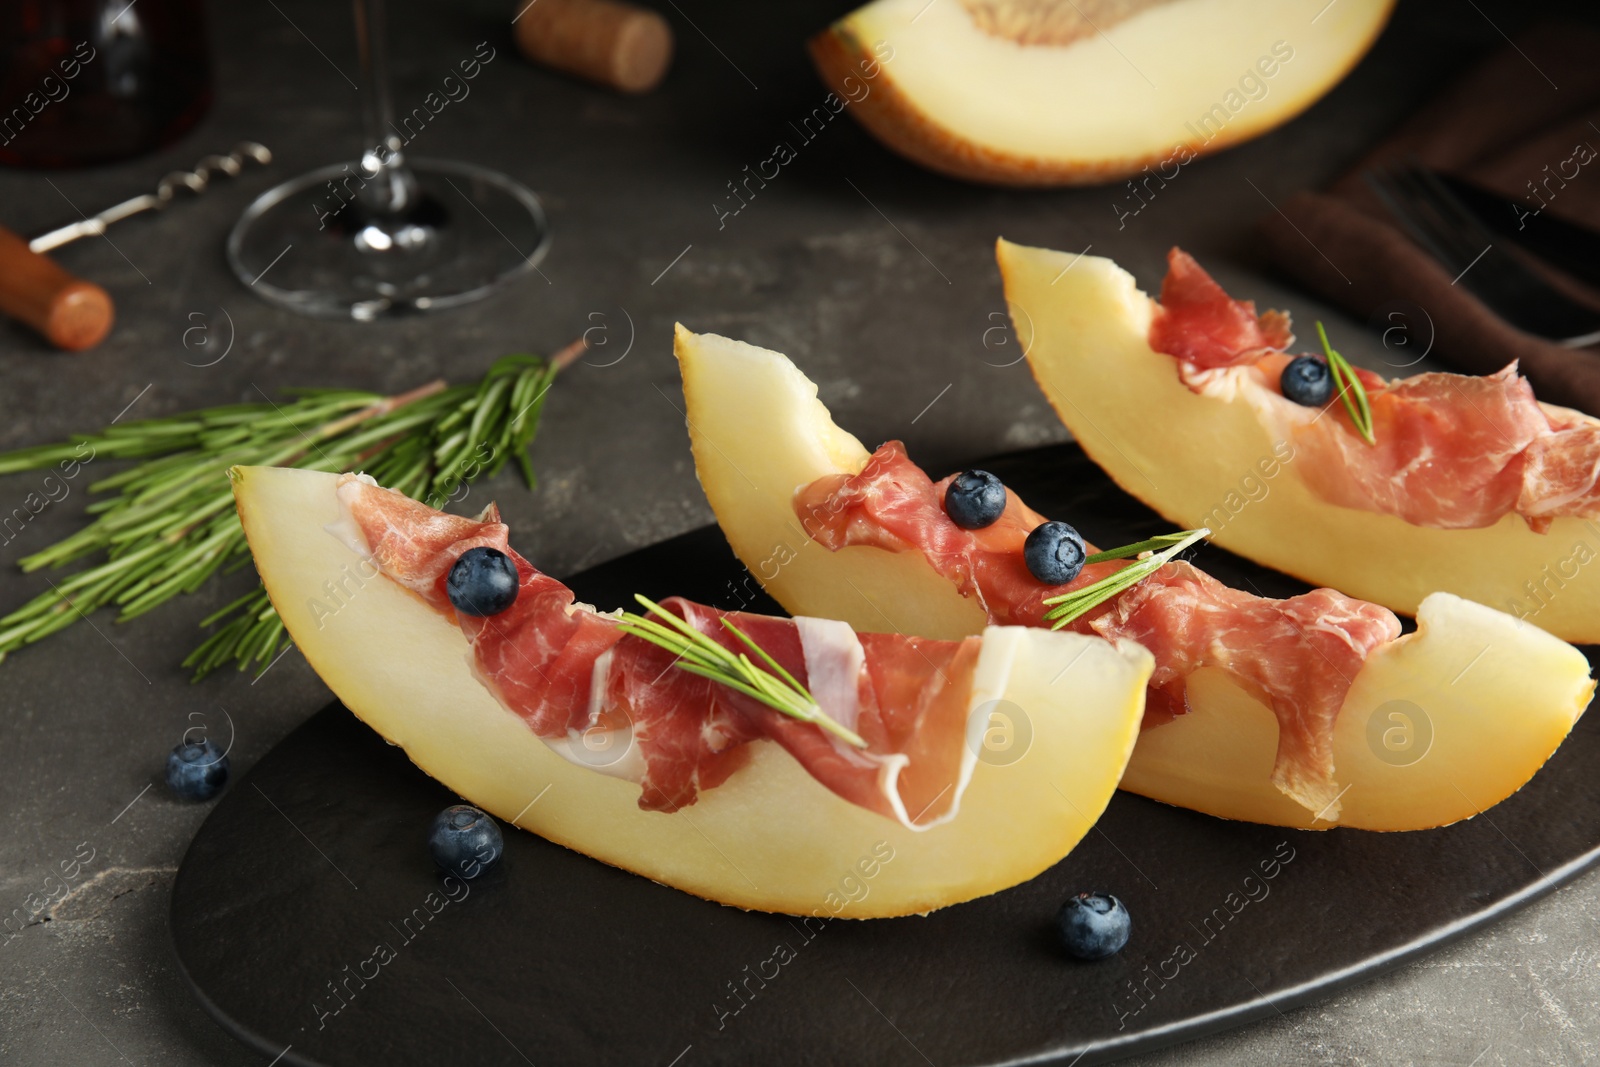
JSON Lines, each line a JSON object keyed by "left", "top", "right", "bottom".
{"left": 0, "top": 0, "right": 212, "bottom": 169}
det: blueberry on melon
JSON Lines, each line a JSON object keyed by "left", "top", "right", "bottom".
{"left": 944, "top": 470, "right": 1007, "bottom": 529}
{"left": 447, "top": 547, "right": 519, "bottom": 616}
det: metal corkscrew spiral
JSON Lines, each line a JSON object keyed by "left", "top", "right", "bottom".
{"left": 29, "top": 141, "right": 274, "bottom": 254}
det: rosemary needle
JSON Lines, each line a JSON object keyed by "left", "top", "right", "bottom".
{"left": 1316, "top": 321, "right": 1376, "bottom": 446}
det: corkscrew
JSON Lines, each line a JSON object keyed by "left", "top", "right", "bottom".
{"left": 29, "top": 141, "right": 274, "bottom": 253}
{"left": 0, "top": 141, "right": 273, "bottom": 351}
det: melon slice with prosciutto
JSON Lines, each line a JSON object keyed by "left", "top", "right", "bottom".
{"left": 1000, "top": 239, "right": 1600, "bottom": 643}
{"left": 674, "top": 325, "right": 1594, "bottom": 831}
{"left": 233, "top": 465, "right": 1154, "bottom": 917}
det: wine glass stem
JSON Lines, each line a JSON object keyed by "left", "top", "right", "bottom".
{"left": 352, "top": 0, "right": 419, "bottom": 215}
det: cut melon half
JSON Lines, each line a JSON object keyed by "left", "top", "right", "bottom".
{"left": 675, "top": 325, "right": 1594, "bottom": 830}
{"left": 997, "top": 238, "right": 1600, "bottom": 645}
{"left": 233, "top": 465, "right": 1155, "bottom": 917}
{"left": 810, "top": 0, "right": 1395, "bottom": 186}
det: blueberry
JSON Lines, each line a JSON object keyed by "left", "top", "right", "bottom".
{"left": 446, "top": 547, "right": 519, "bottom": 617}
{"left": 165, "top": 739, "right": 229, "bottom": 801}
{"left": 944, "top": 470, "right": 1008, "bottom": 530}
{"left": 1280, "top": 356, "right": 1333, "bottom": 406}
{"left": 429, "top": 804, "right": 503, "bottom": 879}
{"left": 1057, "top": 892, "right": 1131, "bottom": 960}
{"left": 1024, "top": 521, "right": 1087, "bottom": 585}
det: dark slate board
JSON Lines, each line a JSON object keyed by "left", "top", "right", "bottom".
{"left": 170, "top": 443, "right": 1600, "bottom": 1067}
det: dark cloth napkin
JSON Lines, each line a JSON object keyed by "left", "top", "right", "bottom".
{"left": 1257, "top": 23, "right": 1600, "bottom": 416}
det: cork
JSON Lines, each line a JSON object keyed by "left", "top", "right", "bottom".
{"left": 514, "top": 0, "right": 674, "bottom": 94}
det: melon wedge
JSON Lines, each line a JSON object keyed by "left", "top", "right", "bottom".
{"left": 810, "top": 0, "right": 1394, "bottom": 186}
{"left": 233, "top": 465, "right": 1155, "bottom": 917}
{"left": 674, "top": 325, "right": 1595, "bottom": 830}
{"left": 997, "top": 239, "right": 1600, "bottom": 645}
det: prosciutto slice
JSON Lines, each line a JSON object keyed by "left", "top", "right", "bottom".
{"left": 1519, "top": 407, "right": 1600, "bottom": 530}
{"left": 1147, "top": 248, "right": 1294, "bottom": 370}
{"left": 796, "top": 443, "right": 1401, "bottom": 818}
{"left": 1151, "top": 247, "right": 1600, "bottom": 531}
{"left": 332, "top": 474, "right": 980, "bottom": 829}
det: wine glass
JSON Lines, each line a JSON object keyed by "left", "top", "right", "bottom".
{"left": 227, "top": 0, "right": 548, "bottom": 320}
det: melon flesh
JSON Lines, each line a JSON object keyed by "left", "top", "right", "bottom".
{"left": 811, "top": 0, "right": 1395, "bottom": 186}
{"left": 997, "top": 239, "right": 1600, "bottom": 645}
{"left": 675, "top": 325, "right": 1594, "bottom": 830}
{"left": 233, "top": 465, "right": 1155, "bottom": 917}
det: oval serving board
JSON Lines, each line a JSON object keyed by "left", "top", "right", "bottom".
{"left": 171, "top": 443, "right": 1600, "bottom": 1067}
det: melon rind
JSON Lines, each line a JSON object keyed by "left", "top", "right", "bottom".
{"left": 811, "top": 0, "right": 1396, "bottom": 186}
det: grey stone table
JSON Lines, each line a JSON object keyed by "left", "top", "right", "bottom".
{"left": 1, "top": 0, "right": 1596, "bottom": 1063}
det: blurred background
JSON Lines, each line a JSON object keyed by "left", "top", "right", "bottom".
{"left": 2, "top": 1, "right": 1599, "bottom": 1064}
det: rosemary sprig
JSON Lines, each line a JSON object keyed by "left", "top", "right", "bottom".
{"left": 1083, "top": 530, "right": 1202, "bottom": 565}
{"left": 616, "top": 594, "right": 868, "bottom": 749}
{"left": 0, "top": 345, "right": 577, "bottom": 680}
{"left": 1316, "top": 321, "right": 1376, "bottom": 445}
{"left": 1041, "top": 528, "right": 1210, "bottom": 630}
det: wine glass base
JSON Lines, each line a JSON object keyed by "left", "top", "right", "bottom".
{"left": 228, "top": 159, "right": 549, "bottom": 321}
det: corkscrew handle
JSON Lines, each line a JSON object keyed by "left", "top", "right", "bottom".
{"left": 0, "top": 226, "right": 114, "bottom": 352}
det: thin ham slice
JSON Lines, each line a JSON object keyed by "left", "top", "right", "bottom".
{"left": 1151, "top": 247, "right": 1600, "bottom": 531}
{"left": 1519, "top": 407, "right": 1600, "bottom": 531}
{"left": 1261, "top": 365, "right": 1550, "bottom": 530}
{"left": 333, "top": 474, "right": 980, "bottom": 828}
{"left": 1147, "top": 248, "right": 1293, "bottom": 370}
{"left": 795, "top": 443, "right": 1401, "bottom": 818}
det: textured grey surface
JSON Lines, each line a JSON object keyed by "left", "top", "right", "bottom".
{"left": 0, "top": 0, "right": 1596, "bottom": 1064}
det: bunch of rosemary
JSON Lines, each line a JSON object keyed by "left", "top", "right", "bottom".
{"left": 0, "top": 347, "right": 573, "bottom": 680}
